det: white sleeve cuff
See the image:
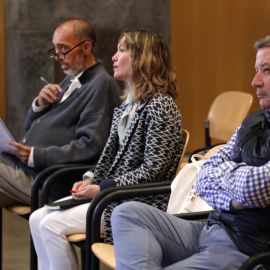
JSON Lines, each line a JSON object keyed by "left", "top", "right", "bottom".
{"left": 83, "top": 170, "right": 95, "bottom": 180}
{"left": 32, "top": 97, "right": 49, "bottom": 113}
{"left": 27, "top": 147, "right": 34, "bottom": 168}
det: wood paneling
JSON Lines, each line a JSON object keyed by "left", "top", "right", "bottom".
{"left": 171, "top": 0, "right": 270, "bottom": 151}
{"left": 0, "top": 0, "right": 5, "bottom": 120}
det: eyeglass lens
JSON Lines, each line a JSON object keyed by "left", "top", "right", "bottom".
{"left": 48, "top": 40, "right": 89, "bottom": 60}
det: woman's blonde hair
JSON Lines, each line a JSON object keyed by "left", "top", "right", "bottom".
{"left": 120, "top": 29, "right": 178, "bottom": 102}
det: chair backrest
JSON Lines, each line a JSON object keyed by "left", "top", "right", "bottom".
{"left": 208, "top": 91, "right": 253, "bottom": 142}
{"left": 175, "top": 128, "right": 190, "bottom": 175}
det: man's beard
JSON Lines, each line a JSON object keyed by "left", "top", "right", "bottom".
{"left": 62, "top": 59, "right": 84, "bottom": 75}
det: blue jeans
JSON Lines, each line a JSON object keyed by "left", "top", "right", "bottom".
{"left": 111, "top": 201, "right": 251, "bottom": 270}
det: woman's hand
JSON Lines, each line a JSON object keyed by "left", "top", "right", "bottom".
{"left": 73, "top": 184, "right": 100, "bottom": 200}
{"left": 71, "top": 178, "right": 92, "bottom": 193}
{"left": 71, "top": 178, "right": 100, "bottom": 200}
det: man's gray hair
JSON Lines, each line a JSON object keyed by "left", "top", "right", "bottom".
{"left": 254, "top": 35, "right": 270, "bottom": 50}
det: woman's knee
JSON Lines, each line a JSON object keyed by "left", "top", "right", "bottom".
{"left": 29, "top": 207, "right": 47, "bottom": 229}
{"left": 30, "top": 208, "right": 57, "bottom": 235}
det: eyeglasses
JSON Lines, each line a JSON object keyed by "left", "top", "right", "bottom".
{"left": 48, "top": 40, "right": 90, "bottom": 60}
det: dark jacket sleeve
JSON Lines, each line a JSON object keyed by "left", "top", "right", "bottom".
{"left": 33, "top": 81, "right": 121, "bottom": 171}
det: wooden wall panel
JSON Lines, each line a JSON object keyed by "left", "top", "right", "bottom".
{"left": 0, "top": 0, "right": 5, "bottom": 120}
{"left": 171, "top": 0, "right": 270, "bottom": 151}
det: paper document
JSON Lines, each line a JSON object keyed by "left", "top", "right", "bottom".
{"left": 0, "top": 117, "right": 16, "bottom": 153}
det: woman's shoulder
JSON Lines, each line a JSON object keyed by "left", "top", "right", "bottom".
{"left": 139, "top": 93, "right": 180, "bottom": 122}
{"left": 152, "top": 92, "right": 174, "bottom": 101}
{"left": 147, "top": 93, "right": 178, "bottom": 111}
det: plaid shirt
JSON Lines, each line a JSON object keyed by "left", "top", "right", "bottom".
{"left": 196, "top": 119, "right": 270, "bottom": 211}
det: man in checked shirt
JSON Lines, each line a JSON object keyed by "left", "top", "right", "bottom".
{"left": 111, "top": 35, "right": 270, "bottom": 270}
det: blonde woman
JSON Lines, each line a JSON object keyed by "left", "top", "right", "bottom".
{"left": 29, "top": 29, "right": 183, "bottom": 270}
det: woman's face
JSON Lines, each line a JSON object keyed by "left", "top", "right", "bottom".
{"left": 112, "top": 36, "right": 132, "bottom": 85}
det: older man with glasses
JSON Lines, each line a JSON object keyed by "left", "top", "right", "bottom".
{"left": 0, "top": 19, "right": 121, "bottom": 205}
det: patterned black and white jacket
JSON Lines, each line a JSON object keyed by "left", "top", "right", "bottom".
{"left": 91, "top": 92, "right": 183, "bottom": 242}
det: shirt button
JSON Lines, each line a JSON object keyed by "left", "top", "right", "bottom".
{"left": 37, "top": 119, "right": 40, "bottom": 124}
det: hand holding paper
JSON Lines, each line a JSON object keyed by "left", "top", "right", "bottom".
{"left": 7, "top": 142, "right": 31, "bottom": 164}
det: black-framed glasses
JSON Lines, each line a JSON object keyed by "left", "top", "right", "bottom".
{"left": 48, "top": 40, "right": 90, "bottom": 60}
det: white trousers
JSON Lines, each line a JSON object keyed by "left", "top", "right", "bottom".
{"left": 29, "top": 196, "right": 104, "bottom": 270}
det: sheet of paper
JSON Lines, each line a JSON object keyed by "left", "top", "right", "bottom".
{"left": 0, "top": 117, "right": 16, "bottom": 153}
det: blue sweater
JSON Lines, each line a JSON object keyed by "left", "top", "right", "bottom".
{"left": 4, "top": 60, "right": 122, "bottom": 178}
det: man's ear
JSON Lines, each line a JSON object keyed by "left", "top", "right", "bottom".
{"left": 84, "top": 41, "right": 93, "bottom": 55}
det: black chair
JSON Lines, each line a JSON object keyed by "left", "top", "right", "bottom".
{"left": 37, "top": 130, "right": 190, "bottom": 270}
{"left": 89, "top": 182, "right": 174, "bottom": 270}
{"left": 30, "top": 163, "right": 96, "bottom": 270}
{"left": 92, "top": 200, "right": 270, "bottom": 270}
{"left": 40, "top": 180, "right": 173, "bottom": 270}
{"left": 0, "top": 163, "right": 95, "bottom": 270}
{"left": 238, "top": 251, "right": 270, "bottom": 270}
{"left": 90, "top": 189, "right": 211, "bottom": 270}
{"left": 42, "top": 167, "right": 270, "bottom": 270}
{"left": 1, "top": 164, "right": 71, "bottom": 270}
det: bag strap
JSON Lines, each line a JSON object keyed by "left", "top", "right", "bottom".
{"left": 191, "top": 154, "right": 209, "bottom": 170}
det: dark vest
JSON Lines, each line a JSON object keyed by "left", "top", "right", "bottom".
{"left": 209, "top": 109, "right": 270, "bottom": 256}
{"left": 231, "top": 109, "right": 270, "bottom": 166}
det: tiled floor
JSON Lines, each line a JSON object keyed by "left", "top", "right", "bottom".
{"left": 2, "top": 208, "right": 111, "bottom": 270}
{"left": 3, "top": 208, "right": 30, "bottom": 269}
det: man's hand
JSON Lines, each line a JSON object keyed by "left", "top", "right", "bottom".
{"left": 37, "top": 84, "right": 63, "bottom": 106}
{"left": 7, "top": 142, "right": 31, "bottom": 164}
{"left": 231, "top": 200, "right": 248, "bottom": 210}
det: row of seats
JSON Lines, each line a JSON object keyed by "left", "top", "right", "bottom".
{"left": 2, "top": 91, "right": 264, "bottom": 270}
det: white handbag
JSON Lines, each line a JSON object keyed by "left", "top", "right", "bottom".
{"left": 167, "top": 154, "right": 213, "bottom": 214}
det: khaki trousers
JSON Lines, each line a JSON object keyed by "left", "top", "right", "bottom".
{"left": 0, "top": 155, "right": 34, "bottom": 206}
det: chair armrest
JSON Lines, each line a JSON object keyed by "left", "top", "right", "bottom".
{"left": 177, "top": 211, "right": 270, "bottom": 270}
{"left": 31, "top": 164, "right": 75, "bottom": 211}
{"left": 41, "top": 163, "right": 97, "bottom": 206}
{"left": 238, "top": 250, "right": 270, "bottom": 270}
{"left": 174, "top": 211, "right": 212, "bottom": 221}
{"left": 31, "top": 163, "right": 96, "bottom": 212}
{"left": 88, "top": 186, "right": 211, "bottom": 243}
{"left": 85, "top": 181, "right": 171, "bottom": 269}
{"left": 88, "top": 181, "right": 172, "bottom": 240}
